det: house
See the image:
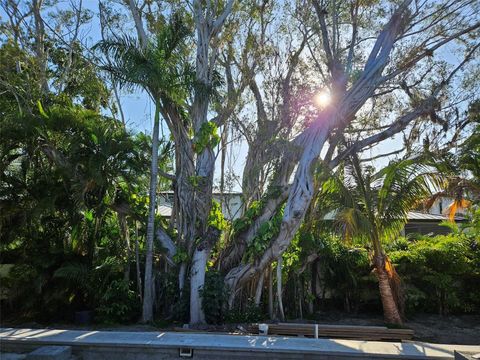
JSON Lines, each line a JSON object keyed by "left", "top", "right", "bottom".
{"left": 403, "top": 196, "right": 467, "bottom": 236}
{"left": 403, "top": 211, "right": 465, "bottom": 236}
{"left": 158, "top": 192, "right": 465, "bottom": 236}
{"left": 158, "top": 191, "right": 243, "bottom": 221}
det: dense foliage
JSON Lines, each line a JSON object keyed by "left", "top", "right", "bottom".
{"left": 300, "top": 227, "right": 480, "bottom": 316}
{"left": 1, "top": 0, "right": 479, "bottom": 327}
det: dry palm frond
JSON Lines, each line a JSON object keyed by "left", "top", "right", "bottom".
{"left": 446, "top": 198, "right": 471, "bottom": 221}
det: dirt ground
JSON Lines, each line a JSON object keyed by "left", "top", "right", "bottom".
{"left": 3, "top": 313, "right": 479, "bottom": 345}
{"left": 292, "top": 311, "right": 480, "bottom": 345}
{"left": 402, "top": 314, "right": 480, "bottom": 345}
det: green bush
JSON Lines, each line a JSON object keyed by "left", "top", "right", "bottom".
{"left": 201, "top": 271, "right": 228, "bottom": 324}
{"left": 95, "top": 280, "right": 140, "bottom": 324}
{"left": 390, "top": 234, "right": 480, "bottom": 315}
{"left": 225, "top": 302, "right": 264, "bottom": 323}
{"left": 316, "top": 236, "right": 376, "bottom": 312}
{"left": 302, "top": 228, "right": 480, "bottom": 316}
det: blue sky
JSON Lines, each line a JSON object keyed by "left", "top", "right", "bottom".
{"left": 2, "top": 1, "right": 471, "bottom": 191}
{"left": 0, "top": 1, "right": 408, "bottom": 191}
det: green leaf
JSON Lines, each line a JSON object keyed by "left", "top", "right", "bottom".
{"left": 37, "top": 101, "right": 48, "bottom": 118}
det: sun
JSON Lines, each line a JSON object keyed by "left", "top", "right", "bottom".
{"left": 314, "top": 91, "right": 331, "bottom": 108}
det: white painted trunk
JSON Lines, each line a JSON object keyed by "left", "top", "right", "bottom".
{"left": 190, "top": 248, "right": 208, "bottom": 324}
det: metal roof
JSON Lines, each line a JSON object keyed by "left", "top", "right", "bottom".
{"left": 323, "top": 210, "right": 464, "bottom": 222}
{"left": 159, "top": 190, "right": 242, "bottom": 195}
{"left": 406, "top": 211, "right": 465, "bottom": 222}
{"left": 157, "top": 203, "right": 465, "bottom": 222}
{"left": 158, "top": 205, "right": 173, "bottom": 217}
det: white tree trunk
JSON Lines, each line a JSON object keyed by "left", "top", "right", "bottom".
{"left": 225, "top": 121, "right": 332, "bottom": 303}
{"left": 276, "top": 257, "right": 285, "bottom": 321}
{"left": 254, "top": 271, "right": 265, "bottom": 306}
{"left": 268, "top": 265, "right": 274, "bottom": 319}
{"left": 188, "top": 17, "right": 216, "bottom": 325}
{"left": 190, "top": 248, "right": 208, "bottom": 324}
{"left": 141, "top": 106, "right": 160, "bottom": 323}
{"left": 127, "top": 0, "right": 147, "bottom": 48}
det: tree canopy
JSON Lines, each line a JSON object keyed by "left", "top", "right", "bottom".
{"left": 1, "top": 0, "right": 479, "bottom": 327}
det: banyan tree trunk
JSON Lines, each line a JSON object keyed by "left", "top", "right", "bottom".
{"left": 268, "top": 265, "right": 274, "bottom": 319}
{"left": 254, "top": 271, "right": 265, "bottom": 307}
{"left": 190, "top": 248, "right": 209, "bottom": 324}
{"left": 276, "top": 257, "right": 285, "bottom": 321}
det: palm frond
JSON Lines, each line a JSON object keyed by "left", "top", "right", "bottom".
{"left": 94, "top": 13, "right": 193, "bottom": 107}
{"left": 315, "top": 154, "right": 447, "bottom": 245}
{"left": 53, "top": 262, "right": 90, "bottom": 286}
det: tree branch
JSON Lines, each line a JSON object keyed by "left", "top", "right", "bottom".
{"left": 127, "top": 0, "right": 147, "bottom": 49}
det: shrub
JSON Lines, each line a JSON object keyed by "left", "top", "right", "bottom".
{"left": 201, "top": 271, "right": 228, "bottom": 324}
{"left": 390, "top": 234, "right": 480, "bottom": 315}
{"left": 316, "top": 236, "right": 376, "bottom": 312}
{"left": 95, "top": 280, "right": 140, "bottom": 324}
{"left": 225, "top": 302, "right": 264, "bottom": 323}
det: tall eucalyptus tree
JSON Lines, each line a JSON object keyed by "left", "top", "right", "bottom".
{"left": 109, "top": 0, "right": 235, "bottom": 324}
{"left": 224, "top": 0, "right": 480, "bottom": 309}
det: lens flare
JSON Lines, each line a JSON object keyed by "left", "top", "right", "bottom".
{"left": 314, "top": 91, "right": 331, "bottom": 108}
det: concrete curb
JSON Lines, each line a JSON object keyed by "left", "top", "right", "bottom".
{"left": 1, "top": 328, "right": 479, "bottom": 359}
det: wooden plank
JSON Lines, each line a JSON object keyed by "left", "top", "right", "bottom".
{"left": 250, "top": 323, "right": 414, "bottom": 341}
{"left": 277, "top": 323, "right": 388, "bottom": 331}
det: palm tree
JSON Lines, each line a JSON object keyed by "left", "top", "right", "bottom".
{"left": 423, "top": 118, "right": 480, "bottom": 220}
{"left": 316, "top": 156, "right": 442, "bottom": 324}
{"left": 95, "top": 15, "right": 191, "bottom": 322}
